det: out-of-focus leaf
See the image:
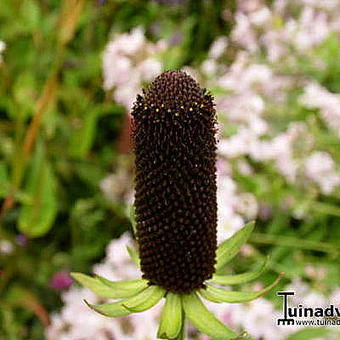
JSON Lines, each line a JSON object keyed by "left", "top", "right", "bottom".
{"left": 285, "top": 328, "right": 331, "bottom": 340}
{"left": 163, "top": 46, "right": 183, "bottom": 70}
{"left": 17, "top": 144, "right": 58, "bottom": 237}
{"left": 69, "top": 107, "right": 100, "bottom": 158}
{"left": 20, "top": 0, "right": 41, "bottom": 33}
{"left": 5, "top": 285, "right": 50, "bottom": 326}
{"left": 0, "top": 162, "right": 9, "bottom": 197}
{"left": 12, "top": 72, "right": 36, "bottom": 118}
{"left": 58, "top": 0, "right": 84, "bottom": 46}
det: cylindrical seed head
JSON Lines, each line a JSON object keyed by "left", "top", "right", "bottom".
{"left": 131, "top": 70, "right": 217, "bottom": 294}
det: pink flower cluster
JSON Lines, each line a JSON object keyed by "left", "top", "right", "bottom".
{"left": 102, "top": 27, "right": 167, "bottom": 110}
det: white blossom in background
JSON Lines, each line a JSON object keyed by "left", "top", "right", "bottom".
{"left": 209, "top": 36, "right": 228, "bottom": 59}
{"left": 300, "top": 82, "right": 340, "bottom": 137}
{"left": 214, "top": 57, "right": 313, "bottom": 185}
{"left": 0, "top": 40, "right": 5, "bottom": 64}
{"left": 231, "top": 0, "right": 340, "bottom": 62}
{"left": 216, "top": 175, "right": 247, "bottom": 242}
{"left": 102, "top": 27, "right": 167, "bottom": 110}
{"left": 201, "top": 37, "right": 228, "bottom": 77}
{"left": 204, "top": 0, "right": 340, "bottom": 194}
{"left": 301, "top": 0, "right": 340, "bottom": 11}
{"left": 0, "top": 239, "right": 14, "bottom": 255}
{"left": 201, "top": 59, "right": 218, "bottom": 77}
{"left": 100, "top": 167, "right": 132, "bottom": 204}
{"left": 231, "top": 12, "right": 259, "bottom": 52}
{"left": 230, "top": 298, "right": 286, "bottom": 340}
{"left": 304, "top": 152, "right": 340, "bottom": 194}
{"left": 180, "top": 65, "right": 201, "bottom": 83}
{"left": 240, "top": 0, "right": 340, "bottom": 61}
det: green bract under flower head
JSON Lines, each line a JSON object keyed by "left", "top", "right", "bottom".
{"left": 72, "top": 71, "right": 283, "bottom": 340}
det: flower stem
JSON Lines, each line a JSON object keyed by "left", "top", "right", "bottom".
{"left": 309, "top": 201, "right": 340, "bottom": 217}
{"left": 250, "top": 232, "right": 339, "bottom": 255}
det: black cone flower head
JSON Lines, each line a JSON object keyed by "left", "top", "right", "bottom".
{"left": 73, "top": 71, "right": 280, "bottom": 340}
{"left": 131, "top": 70, "right": 218, "bottom": 293}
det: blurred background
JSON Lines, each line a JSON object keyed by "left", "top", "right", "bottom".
{"left": 0, "top": 0, "right": 339, "bottom": 339}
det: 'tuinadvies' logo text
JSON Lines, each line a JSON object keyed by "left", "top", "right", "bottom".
{"left": 277, "top": 291, "right": 340, "bottom": 327}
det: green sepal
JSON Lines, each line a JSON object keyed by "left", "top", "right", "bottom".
{"left": 71, "top": 272, "right": 147, "bottom": 299}
{"left": 215, "top": 221, "right": 255, "bottom": 271}
{"left": 84, "top": 299, "right": 132, "bottom": 317}
{"left": 172, "top": 312, "right": 185, "bottom": 340}
{"left": 97, "top": 275, "right": 148, "bottom": 297}
{"left": 199, "top": 273, "right": 284, "bottom": 304}
{"left": 122, "top": 285, "right": 165, "bottom": 312}
{"left": 157, "top": 292, "right": 183, "bottom": 339}
{"left": 84, "top": 285, "right": 165, "bottom": 317}
{"left": 126, "top": 246, "right": 141, "bottom": 268}
{"left": 211, "top": 256, "right": 268, "bottom": 285}
{"left": 182, "top": 292, "right": 238, "bottom": 340}
{"left": 129, "top": 204, "right": 137, "bottom": 235}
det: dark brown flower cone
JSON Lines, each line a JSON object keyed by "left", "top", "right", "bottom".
{"left": 131, "top": 70, "right": 217, "bottom": 294}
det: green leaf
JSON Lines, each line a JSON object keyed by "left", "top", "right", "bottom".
{"left": 0, "top": 161, "right": 9, "bottom": 198}
{"left": 172, "top": 312, "right": 185, "bottom": 340}
{"left": 215, "top": 221, "right": 255, "bottom": 271}
{"left": 97, "top": 275, "right": 148, "bottom": 296}
{"left": 85, "top": 300, "right": 132, "bottom": 318}
{"left": 285, "top": 328, "right": 331, "bottom": 340}
{"left": 21, "top": 0, "right": 41, "bottom": 33}
{"left": 122, "top": 285, "right": 165, "bottom": 312}
{"left": 182, "top": 293, "right": 238, "bottom": 340}
{"left": 71, "top": 272, "right": 148, "bottom": 299}
{"left": 157, "top": 292, "right": 183, "bottom": 339}
{"left": 85, "top": 285, "right": 165, "bottom": 317}
{"left": 199, "top": 273, "right": 284, "bottom": 304}
{"left": 126, "top": 246, "right": 141, "bottom": 268}
{"left": 129, "top": 204, "right": 137, "bottom": 235}
{"left": 5, "top": 285, "right": 50, "bottom": 326}
{"left": 69, "top": 107, "right": 100, "bottom": 158}
{"left": 12, "top": 72, "right": 36, "bottom": 117}
{"left": 211, "top": 256, "right": 268, "bottom": 285}
{"left": 18, "top": 145, "right": 58, "bottom": 237}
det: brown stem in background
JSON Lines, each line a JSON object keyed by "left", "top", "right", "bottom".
{"left": 24, "top": 296, "right": 51, "bottom": 327}
{"left": 0, "top": 75, "right": 59, "bottom": 218}
{"left": 23, "top": 73, "right": 59, "bottom": 156}
{"left": 0, "top": 0, "right": 85, "bottom": 218}
{"left": 117, "top": 113, "right": 133, "bottom": 154}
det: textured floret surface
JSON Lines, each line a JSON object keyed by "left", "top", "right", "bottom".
{"left": 132, "top": 71, "right": 217, "bottom": 293}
